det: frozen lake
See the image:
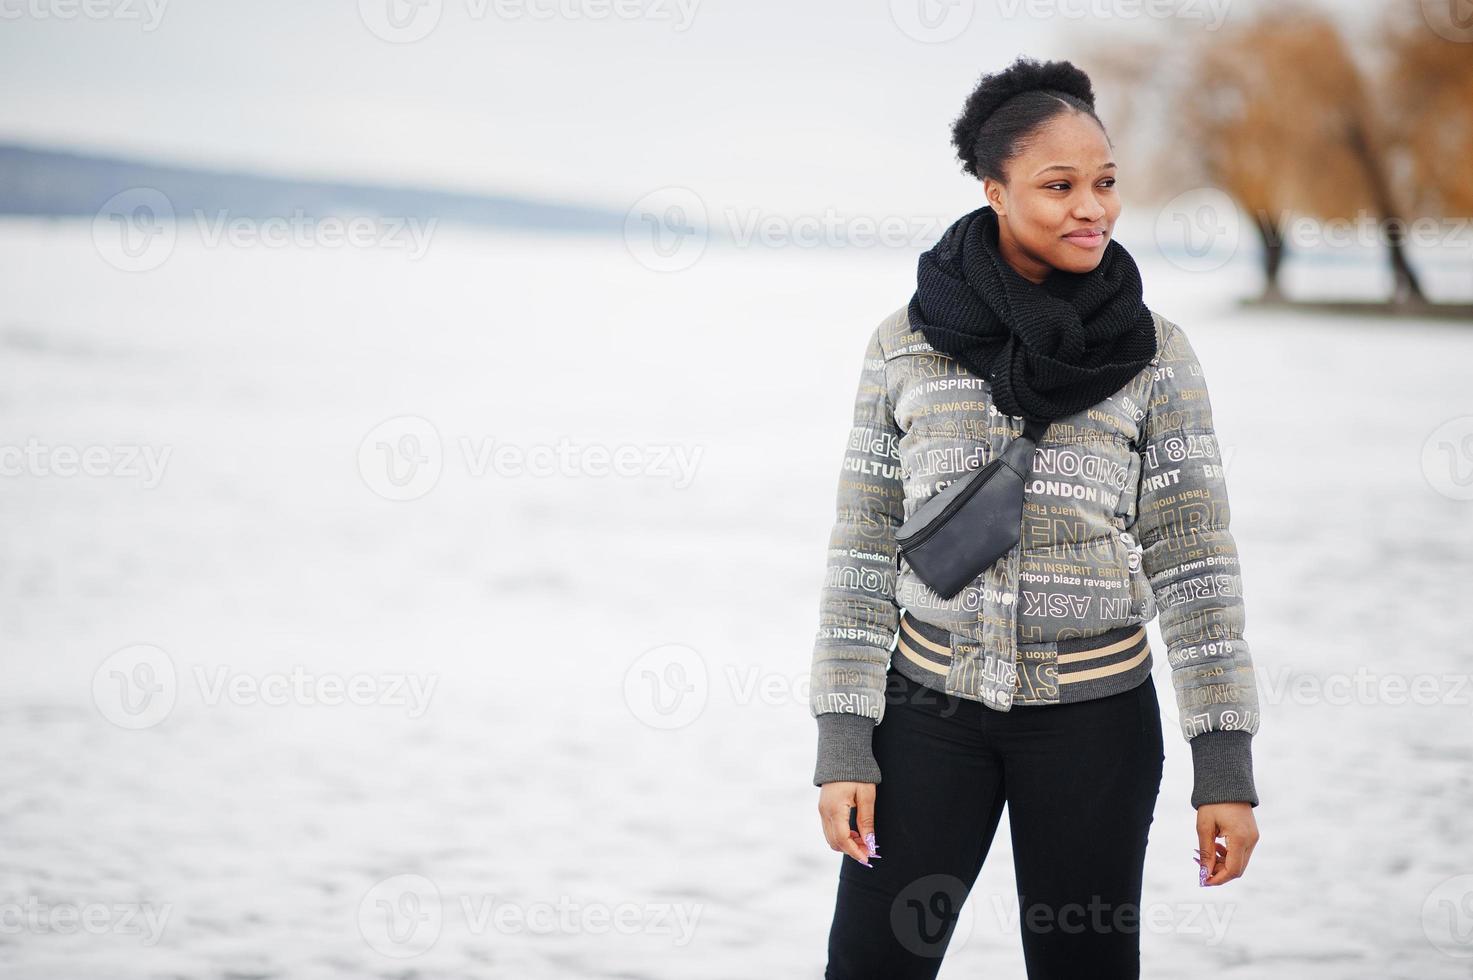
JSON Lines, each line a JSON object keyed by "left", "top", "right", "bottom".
{"left": 1, "top": 217, "right": 1471, "bottom": 978}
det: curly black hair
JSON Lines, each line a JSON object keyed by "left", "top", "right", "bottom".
{"left": 950, "top": 56, "right": 1103, "bottom": 183}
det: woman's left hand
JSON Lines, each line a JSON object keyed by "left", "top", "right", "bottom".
{"left": 1195, "top": 802, "right": 1258, "bottom": 886}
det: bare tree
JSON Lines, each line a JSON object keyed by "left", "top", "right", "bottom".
{"left": 1084, "top": 4, "right": 1438, "bottom": 304}
{"left": 1377, "top": 5, "right": 1473, "bottom": 293}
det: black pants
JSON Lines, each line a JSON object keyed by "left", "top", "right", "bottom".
{"left": 824, "top": 665, "right": 1165, "bottom": 979}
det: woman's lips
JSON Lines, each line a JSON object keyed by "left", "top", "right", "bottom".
{"left": 1063, "top": 230, "right": 1106, "bottom": 249}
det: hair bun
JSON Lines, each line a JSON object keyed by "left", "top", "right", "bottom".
{"left": 951, "top": 57, "right": 1097, "bottom": 180}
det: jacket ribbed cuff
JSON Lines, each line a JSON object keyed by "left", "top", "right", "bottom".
{"left": 813, "top": 713, "right": 881, "bottom": 786}
{"left": 1189, "top": 730, "right": 1258, "bottom": 808}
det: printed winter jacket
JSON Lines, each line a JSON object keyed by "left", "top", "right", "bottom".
{"left": 808, "top": 303, "right": 1260, "bottom": 808}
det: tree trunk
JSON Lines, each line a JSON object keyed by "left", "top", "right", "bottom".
{"left": 1346, "top": 118, "right": 1426, "bottom": 305}
{"left": 1254, "top": 209, "right": 1287, "bottom": 302}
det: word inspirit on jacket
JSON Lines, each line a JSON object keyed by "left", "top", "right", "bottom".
{"left": 809, "top": 304, "right": 1260, "bottom": 809}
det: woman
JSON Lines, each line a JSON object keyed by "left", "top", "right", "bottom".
{"left": 809, "top": 57, "right": 1261, "bottom": 979}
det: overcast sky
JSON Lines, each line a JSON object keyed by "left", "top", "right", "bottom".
{"left": 0, "top": 0, "right": 1381, "bottom": 221}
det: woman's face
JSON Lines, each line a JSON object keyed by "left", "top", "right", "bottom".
{"left": 983, "top": 111, "right": 1120, "bottom": 284}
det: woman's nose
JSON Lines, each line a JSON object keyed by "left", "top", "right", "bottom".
{"left": 1074, "top": 198, "right": 1107, "bottom": 222}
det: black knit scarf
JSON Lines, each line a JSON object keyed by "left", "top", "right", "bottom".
{"left": 906, "top": 204, "right": 1157, "bottom": 422}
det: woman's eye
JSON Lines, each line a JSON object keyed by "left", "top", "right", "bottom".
{"left": 1046, "top": 178, "right": 1114, "bottom": 191}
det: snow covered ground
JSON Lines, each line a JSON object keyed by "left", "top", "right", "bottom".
{"left": 1, "top": 217, "right": 1471, "bottom": 978}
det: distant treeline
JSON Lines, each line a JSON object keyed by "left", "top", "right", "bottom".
{"left": 0, "top": 143, "right": 624, "bottom": 235}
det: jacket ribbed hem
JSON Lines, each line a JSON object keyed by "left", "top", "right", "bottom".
{"left": 893, "top": 609, "right": 1154, "bottom": 707}
{"left": 813, "top": 712, "right": 881, "bottom": 786}
{"left": 1189, "top": 730, "right": 1258, "bottom": 808}
{"left": 891, "top": 609, "right": 1257, "bottom": 808}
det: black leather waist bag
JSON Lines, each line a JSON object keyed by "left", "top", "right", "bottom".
{"left": 895, "top": 417, "right": 1049, "bottom": 599}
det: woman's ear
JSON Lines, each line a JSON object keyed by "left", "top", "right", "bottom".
{"left": 982, "top": 177, "right": 1006, "bottom": 217}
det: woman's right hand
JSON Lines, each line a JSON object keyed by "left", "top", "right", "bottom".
{"left": 819, "top": 781, "right": 879, "bottom": 866}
